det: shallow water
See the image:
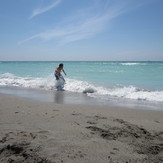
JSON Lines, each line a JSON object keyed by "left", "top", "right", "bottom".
{"left": 0, "top": 61, "right": 163, "bottom": 110}
{"left": 0, "top": 86, "right": 162, "bottom": 111}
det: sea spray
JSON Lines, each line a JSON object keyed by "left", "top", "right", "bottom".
{"left": 0, "top": 73, "right": 163, "bottom": 102}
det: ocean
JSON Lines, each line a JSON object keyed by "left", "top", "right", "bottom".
{"left": 0, "top": 61, "right": 163, "bottom": 110}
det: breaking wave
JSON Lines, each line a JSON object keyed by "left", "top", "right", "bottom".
{"left": 120, "top": 63, "right": 141, "bottom": 66}
{"left": 0, "top": 73, "right": 163, "bottom": 102}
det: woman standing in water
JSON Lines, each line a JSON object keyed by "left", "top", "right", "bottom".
{"left": 54, "top": 63, "right": 67, "bottom": 90}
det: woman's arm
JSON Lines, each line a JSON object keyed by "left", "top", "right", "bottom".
{"left": 62, "top": 69, "right": 67, "bottom": 75}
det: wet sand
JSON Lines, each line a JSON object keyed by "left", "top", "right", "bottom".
{"left": 0, "top": 93, "right": 163, "bottom": 162}
{"left": 0, "top": 86, "right": 162, "bottom": 111}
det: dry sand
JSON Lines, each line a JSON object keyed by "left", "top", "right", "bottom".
{"left": 0, "top": 93, "right": 163, "bottom": 163}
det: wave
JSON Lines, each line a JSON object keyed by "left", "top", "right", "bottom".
{"left": 120, "top": 63, "right": 140, "bottom": 66}
{"left": 88, "top": 86, "right": 163, "bottom": 102}
{"left": 92, "top": 62, "right": 141, "bottom": 66}
{"left": 0, "top": 73, "right": 163, "bottom": 102}
{"left": 65, "top": 79, "right": 163, "bottom": 102}
{"left": 0, "top": 73, "right": 55, "bottom": 90}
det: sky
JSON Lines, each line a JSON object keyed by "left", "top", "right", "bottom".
{"left": 0, "top": 0, "right": 163, "bottom": 61}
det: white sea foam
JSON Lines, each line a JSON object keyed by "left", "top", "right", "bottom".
{"left": 0, "top": 73, "right": 163, "bottom": 102}
{"left": 120, "top": 63, "right": 140, "bottom": 66}
{"left": 0, "top": 73, "right": 55, "bottom": 90}
{"left": 89, "top": 86, "right": 163, "bottom": 102}
{"left": 65, "top": 79, "right": 163, "bottom": 102}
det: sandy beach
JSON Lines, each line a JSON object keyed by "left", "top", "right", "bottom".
{"left": 0, "top": 93, "right": 163, "bottom": 163}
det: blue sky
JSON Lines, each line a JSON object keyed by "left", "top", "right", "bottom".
{"left": 0, "top": 0, "right": 163, "bottom": 61}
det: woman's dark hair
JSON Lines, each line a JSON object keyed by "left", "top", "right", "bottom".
{"left": 59, "top": 63, "right": 63, "bottom": 67}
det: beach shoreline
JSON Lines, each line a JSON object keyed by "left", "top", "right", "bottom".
{"left": 0, "top": 86, "right": 163, "bottom": 111}
{"left": 0, "top": 93, "right": 163, "bottom": 162}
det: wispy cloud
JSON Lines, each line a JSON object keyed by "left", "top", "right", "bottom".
{"left": 19, "top": 0, "right": 154, "bottom": 45}
{"left": 29, "top": 0, "right": 62, "bottom": 19}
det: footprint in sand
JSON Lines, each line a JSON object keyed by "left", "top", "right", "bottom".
{"left": 37, "top": 131, "right": 50, "bottom": 140}
{"left": 38, "top": 131, "right": 50, "bottom": 134}
{"left": 86, "top": 115, "right": 108, "bottom": 125}
{"left": 86, "top": 118, "right": 163, "bottom": 162}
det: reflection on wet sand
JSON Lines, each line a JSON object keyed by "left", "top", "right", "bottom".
{"left": 54, "top": 91, "right": 64, "bottom": 104}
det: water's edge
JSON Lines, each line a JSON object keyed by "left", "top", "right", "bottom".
{"left": 0, "top": 86, "right": 162, "bottom": 111}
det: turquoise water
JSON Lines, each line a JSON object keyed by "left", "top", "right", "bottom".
{"left": 0, "top": 61, "right": 163, "bottom": 103}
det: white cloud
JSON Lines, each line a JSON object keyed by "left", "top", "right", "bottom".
{"left": 19, "top": 0, "right": 154, "bottom": 45}
{"left": 29, "top": 0, "right": 62, "bottom": 19}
